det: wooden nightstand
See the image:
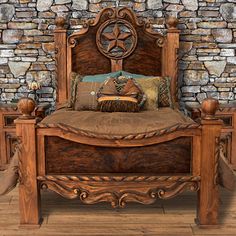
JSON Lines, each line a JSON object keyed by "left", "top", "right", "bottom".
{"left": 0, "top": 103, "right": 50, "bottom": 170}
{"left": 186, "top": 104, "right": 236, "bottom": 170}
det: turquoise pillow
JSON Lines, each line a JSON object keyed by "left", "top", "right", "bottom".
{"left": 121, "top": 71, "right": 151, "bottom": 78}
{"left": 82, "top": 71, "right": 152, "bottom": 82}
{"left": 82, "top": 71, "right": 122, "bottom": 82}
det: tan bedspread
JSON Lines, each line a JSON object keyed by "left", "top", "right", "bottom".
{"left": 40, "top": 108, "right": 195, "bottom": 136}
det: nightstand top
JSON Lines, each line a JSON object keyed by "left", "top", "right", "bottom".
{"left": 0, "top": 103, "right": 18, "bottom": 112}
{"left": 186, "top": 103, "right": 236, "bottom": 112}
{"left": 0, "top": 103, "right": 51, "bottom": 112}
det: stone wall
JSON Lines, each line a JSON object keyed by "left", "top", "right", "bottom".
{"left": 0, "top": 0, "right": 236, "bottom": 107}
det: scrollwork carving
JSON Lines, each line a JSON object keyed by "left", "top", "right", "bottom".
{"left": 156, "top": 37, "right": 164, "bottom": 47}
{"left": 68, "top": 38, "right": 78, "bottom": 48}
{"left": 151, "top": 181, "right": 199, "bottom": 200}
{"left": 38, "top": 177, "right": 200, "bottom": 208}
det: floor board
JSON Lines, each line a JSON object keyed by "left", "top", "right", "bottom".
{"left": 0, "top": 186, "right": 235, "bottom": 235}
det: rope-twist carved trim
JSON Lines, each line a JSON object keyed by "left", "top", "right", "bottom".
{"left": 37, "top": 175, "right": 201, "bottom": 183}
{"left": 37, "top": 122, "right": 201, "bottom": 140}
{"left": 214, "top": 137, "right": 220, "bottom": 185}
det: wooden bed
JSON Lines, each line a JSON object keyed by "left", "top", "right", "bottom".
{"left": 15, "top": 7, "right": 222, "bottom": 228}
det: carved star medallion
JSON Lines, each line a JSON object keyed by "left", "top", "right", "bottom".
{"left": 102, "top": 24, "right": 132, "bottom": 52}
{"left": 96, "top": 19, "right": 137, "bottom": 59}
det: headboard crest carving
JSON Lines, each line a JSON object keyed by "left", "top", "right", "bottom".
{"left": 68, "top": 7, "right": 164, "bottom": 49}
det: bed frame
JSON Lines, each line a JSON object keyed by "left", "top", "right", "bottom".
{"left": 15, "top": 7, "right": 222, "bottom": 228}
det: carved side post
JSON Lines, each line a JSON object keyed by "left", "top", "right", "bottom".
{"left": 162, "top": 16, "right": 180, "bottom": 105}
{"left": 197, "top": 98, "right": 222, "bottom": 227}
{"left": 15, "top": 98, "right": 42, "bottom": 228}
{"left": 54, "top": 17, "right": 67, "bottom": 106}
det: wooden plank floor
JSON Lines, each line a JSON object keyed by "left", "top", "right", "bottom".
{"left": 0, "top": 186, "right": 235, "bottom": 236}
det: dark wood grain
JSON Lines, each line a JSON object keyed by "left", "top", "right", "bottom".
{"left": 123, "top": 28, "right": 162, "bottom": 76}
{"left": 45, "top": 136, "right": 192, "bottom": 174}
{"left": 72, "top": 27, "right": 111, "bottom": 76}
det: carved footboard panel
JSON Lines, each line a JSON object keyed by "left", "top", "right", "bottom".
{"left": 45, "top": 136, "right": 192, "bottom": 174}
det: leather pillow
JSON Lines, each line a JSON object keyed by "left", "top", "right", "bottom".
{"left": 74, "top": 81, "right": 101, "bottom": 111}
{"left": 97, "top": 77, "right": 145, "bottom": 112}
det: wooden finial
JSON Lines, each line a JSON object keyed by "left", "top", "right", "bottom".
{"left": 166, "top": 16, "right": 178, "bottom": 29}
{"left": 17, "top": 97, "right": 36, "bottom": 119}
{"left": 55, "top": 17, "right": 66, "bottom": 29}
{"left": 201, "top": 98, "right": 219, "bottom": 120}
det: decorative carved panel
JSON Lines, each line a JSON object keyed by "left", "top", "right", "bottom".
{"left": 38, "top": 175, "right": 200, "bottom": 208}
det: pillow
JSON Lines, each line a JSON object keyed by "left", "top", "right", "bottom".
{"left": 82, "top": 71, "right": 122, "bottom": 82}
{"left": 121, "top": 71, "right": 151, "bottom": 79}
{"left": 158, "top": 77, "right": 173, "bottom": 108}
{"left": 69, "top": 72, "right": 83, "bottom": 108}
{"left": 74, "top": 82, "right": 101, "bottom": 111}
{"left": 120, "top": 72, "right": 172, "bottom": 108}
{"left": 97, "top": 76, "right": 145, "bottom": 112}
{"left": 135, "top": 77, "right": 161, "bottom": 110}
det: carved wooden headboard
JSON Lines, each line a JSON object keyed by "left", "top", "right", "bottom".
{"left": 54, "top": 7, "right": 180, "bottom": 106}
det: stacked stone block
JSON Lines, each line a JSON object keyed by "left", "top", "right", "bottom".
{"left": 0, "top": 0, "right": 235, "bottom": 107}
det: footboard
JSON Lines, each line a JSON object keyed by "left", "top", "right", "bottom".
{"left": 34, "top": 124, "right": 201, "bottom": 204}
{"left": 15, "top": 98, "right": 222, "bottom": 228}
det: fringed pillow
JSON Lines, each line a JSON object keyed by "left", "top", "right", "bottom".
{"left": 97, "top": 76, "right": 145, "bottom": 112}
{"left": 136, "top": 77, "right": 162, "bottom": 110}
{"left": 67, "top": 72, "right": 83, "bottom": 109}
{"left": 158, "top": 77, "right": 173, "bottom": 108}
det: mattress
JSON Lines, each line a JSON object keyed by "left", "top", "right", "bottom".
{"left": 40, "top": 107, "right": 195, "bottom": 137}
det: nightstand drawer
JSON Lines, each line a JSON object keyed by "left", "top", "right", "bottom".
{"left": 186, "top": 104, "right": 236, "bottom": 170}
{"left": 1, "top": 103, "right": 51, "bottom": 170}
{"left": 3, "top": 115, "right": 19, "bottom": 128}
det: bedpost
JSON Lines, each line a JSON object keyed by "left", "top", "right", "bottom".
{"left": 54, "top": 17, "right": 67, "bottom": 106}
{"left": 15, "top": 98, "right": 42, "bottom": 228}
{"left": 162, "top": 16, "right": 180, "bottom": 105}
{"left": 196, "top": 98, "right": 222, "bottom": 228}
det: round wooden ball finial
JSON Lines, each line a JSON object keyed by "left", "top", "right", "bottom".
{"left": 55, "top": 17, "right": 66, "bottom": 29}
{"left": 166, "top": 16, "right": 178, "bottom": 29}
{"left": 17, "top": 97, "right": 36, "bottom": 119}
{"left": 201, "top": 98, "right": 219, "bottom": 120}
